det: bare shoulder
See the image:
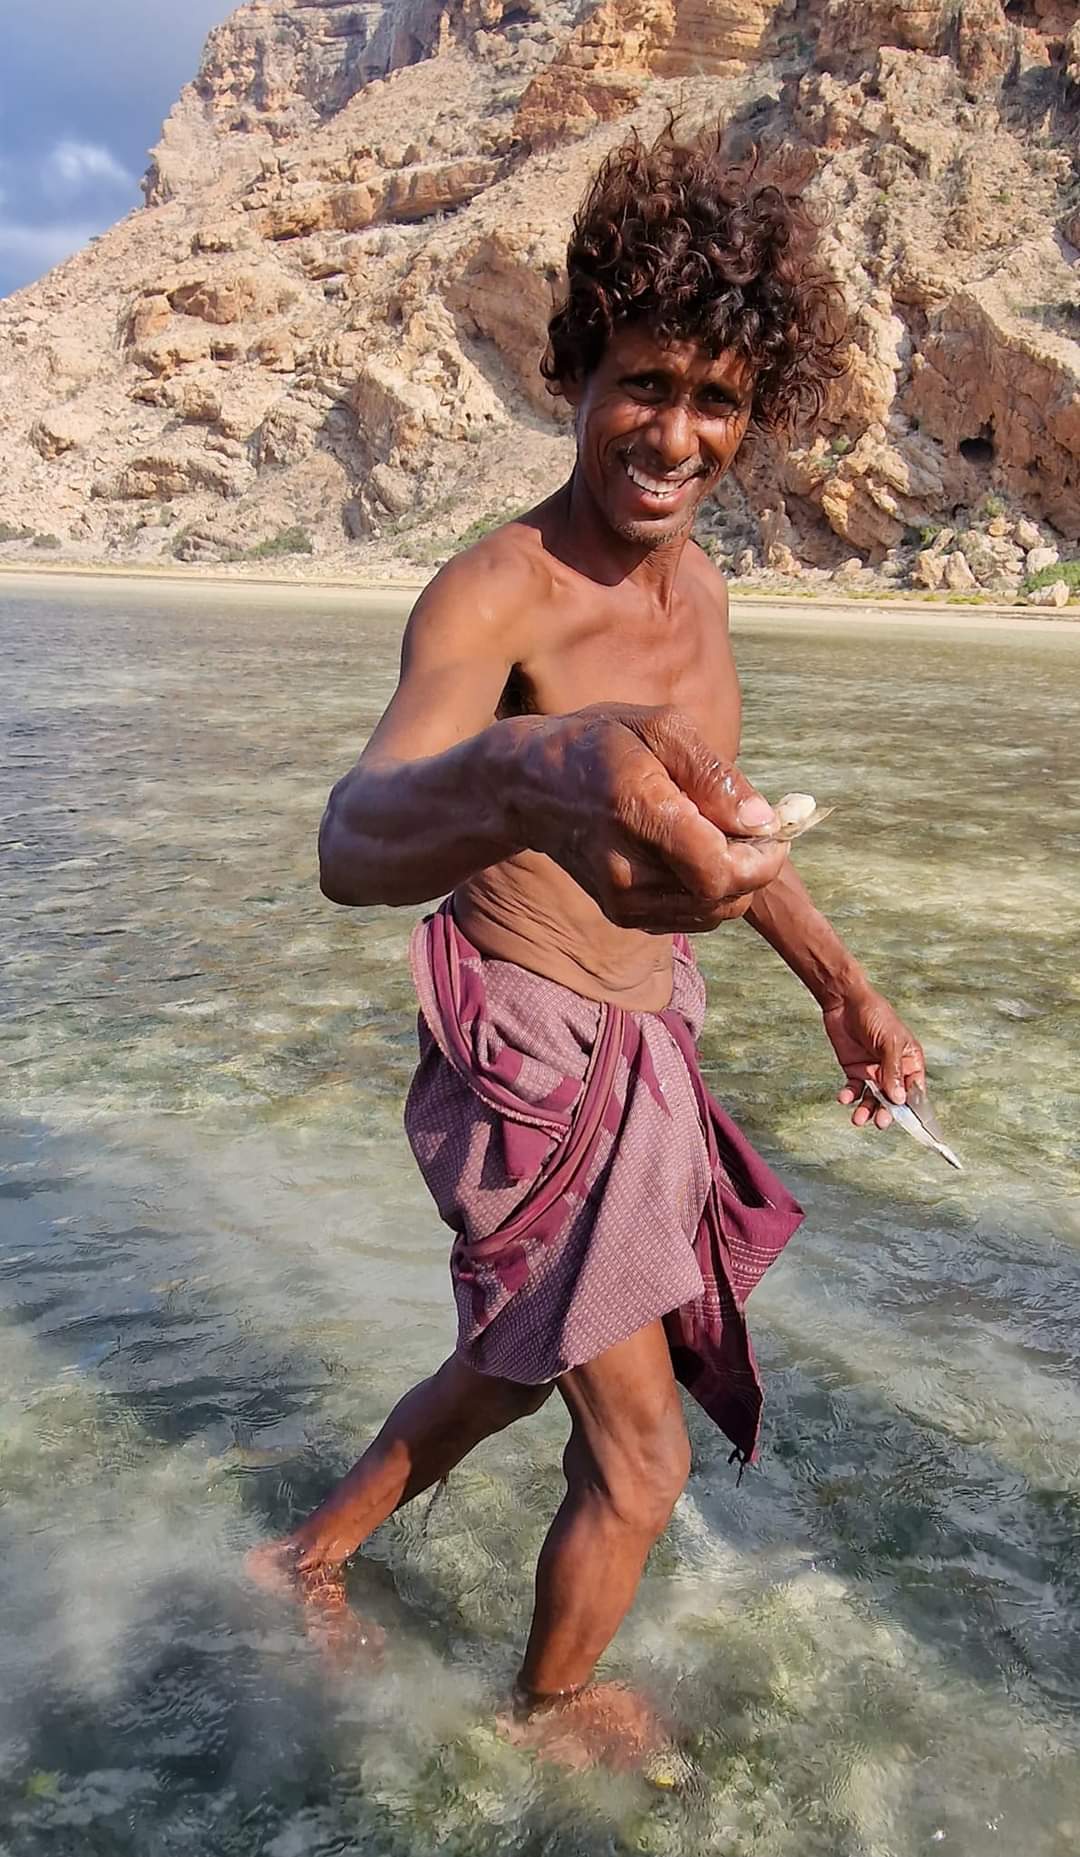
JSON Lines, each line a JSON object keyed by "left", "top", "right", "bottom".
{"left": 405, "top": 515, "right": 555, "bottom": 665}
{"left": 683, "top": 539, "right": 732, "bottom": 629}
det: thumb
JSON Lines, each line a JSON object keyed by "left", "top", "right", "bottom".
{"left": 633, "top": 710, "right": 777, "bottom": 837}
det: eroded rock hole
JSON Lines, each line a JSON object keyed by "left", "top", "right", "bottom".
{"left": 959, "top": 432, "right": 995, "bottom": 464}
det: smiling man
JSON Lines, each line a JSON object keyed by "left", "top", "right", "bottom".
{"left": 251, "top": 127, "right": 926, "bottom": 1755}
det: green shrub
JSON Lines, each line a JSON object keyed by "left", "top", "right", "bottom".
{"left": 1022, "top": 560, "right": 1080, "bottom": 598}
{"left": 31, "top": 533, "right": 61, "bottom": 550}
{"left": 0, "top": 522, "right": 33, "bottom": 544}
{"left": 454, "top": 510, "right": 511, "bottom": 550}
{"left": 403, "top": 536, "right": 452, "bottom": 570}
{"left": 980, "top": 493, "right": 1006, "bottom": 519}
{"left": 246, "top": 525, "right": 314, "bottom": 559}
{"left": 917, "top": 521, "right": 944, "bottom": 548}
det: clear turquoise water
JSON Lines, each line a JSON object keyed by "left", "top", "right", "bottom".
{"left": 2, "top": 576, "right": 1079, "bottom": 1856}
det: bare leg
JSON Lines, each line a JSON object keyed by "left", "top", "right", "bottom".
{"left": 509, "top": 1321, "right": 690, "bottom": 1768}
{"left": 248, "top": 1355, "right": 552, "bottom": 1591}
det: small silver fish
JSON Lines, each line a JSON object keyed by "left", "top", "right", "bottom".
{"left": 861, "top": 1078, "right": 964, "bottom": 1172}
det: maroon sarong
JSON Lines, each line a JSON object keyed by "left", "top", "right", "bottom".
{"left": 404, "top": 900, "right": 804, "bottom": 1465}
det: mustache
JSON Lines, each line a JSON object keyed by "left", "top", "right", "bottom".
{"left": 618, "top": 451, "right": 710, "bottom": 483}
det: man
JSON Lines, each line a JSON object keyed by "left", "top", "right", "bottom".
{"left": 251, "top": 127, "right": 925, "bottom": 1753}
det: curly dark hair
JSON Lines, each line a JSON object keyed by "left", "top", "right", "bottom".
{"left": 542, "top": 126, "right": 847, "bottom": 435}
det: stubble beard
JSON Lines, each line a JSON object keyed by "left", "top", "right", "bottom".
{"left": 609, "top": 503, "right": 701, "bottom": 548}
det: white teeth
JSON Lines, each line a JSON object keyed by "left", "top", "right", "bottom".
{"left": 622, "top": 458, "right": 696, "bottom": 498}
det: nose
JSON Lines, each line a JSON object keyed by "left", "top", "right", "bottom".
{"left": 643, "top": 402, "right": 697, "bottom": 473}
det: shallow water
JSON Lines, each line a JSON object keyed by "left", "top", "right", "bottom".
{"left": 2, "top": 574, "right": 1079, "bottom": 1857}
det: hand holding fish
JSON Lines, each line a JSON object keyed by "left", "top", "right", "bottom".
{"left": 823, "top": 986, "right": 927, "bottom": 1131}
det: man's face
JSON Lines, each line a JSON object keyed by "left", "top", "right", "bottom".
{"left": 566, "top": 324, "right": 754, "bottom": 547}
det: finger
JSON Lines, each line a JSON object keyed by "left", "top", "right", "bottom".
{"left": 847, "top": 1077, "right": 877, "bottom": 1127}
{"left": 903, "top": 1042, "right": 927, "bottom": 1090}
{"left": 719, "top": 834, "right": 790, "bottom": 894}
{"left": 632, "top": 711, "right": 777, "bottom": 838}
{"left": 880, "top": 1035, "right": 907, "bottom": 1104}
{"left": 649, "top": 792, "right": 788, "bottom": 901}
{"left": 873, "top": 1105, "right": 894, "bottom": 1130}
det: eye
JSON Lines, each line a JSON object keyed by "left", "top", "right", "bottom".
{"left": 623, "top": 372, "right": 666, "bottom": 396}
{"left": 699, "top": 386, "right": 739, "bottom": 414}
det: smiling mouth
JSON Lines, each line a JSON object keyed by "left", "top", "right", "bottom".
{"left": 619, "top": 456, "right": 703, "bottom": 502}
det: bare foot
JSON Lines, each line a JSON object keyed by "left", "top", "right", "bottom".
{"left": 499, "top": 1681, "right": 673, "bottom": 1776}
{"left": 245, "top": 1539, "right": 386, "bottom": 1670}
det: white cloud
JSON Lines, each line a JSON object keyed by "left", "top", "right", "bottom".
{"left": 44, "top": 138, "right": 134, "bottom": 198}
{"left": 0, "top": 218, "right": 98, "bottom": 277}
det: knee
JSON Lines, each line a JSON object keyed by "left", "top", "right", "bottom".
{"left": 593, "top": 1425, "right": 691, "bottom": 1542}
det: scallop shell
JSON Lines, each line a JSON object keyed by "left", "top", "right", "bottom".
{"left": 768, "top": 792, "right": 835, "bottom": 841}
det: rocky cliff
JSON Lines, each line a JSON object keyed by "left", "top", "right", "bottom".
{"left": 1, "top": 0, "right": 1079, "bottom": 595}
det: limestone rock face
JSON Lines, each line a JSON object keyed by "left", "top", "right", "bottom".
{"left": 906, "top": 241, "right": 1080, "bottom": 538}
{"left": 0, "top": 0, "right": 1078, "bottom": 574}
{"left": 515, "top": 0, "right": 784, "bottom": 150}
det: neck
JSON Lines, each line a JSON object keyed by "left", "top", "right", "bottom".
{"left": 549, "top": 468, "right": 690, "bottom": 608}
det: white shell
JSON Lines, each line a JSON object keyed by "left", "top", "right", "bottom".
{"left": 768, "top": 792, "right": 834, "bottom": 841}
{"left": 775, "top": 792, "right": 817, "bottom": 830}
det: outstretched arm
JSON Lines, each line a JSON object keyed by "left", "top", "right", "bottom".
{"left": 745, "top": 861, "right": 926, "bottom": 1128}
{"left": 318, "top": 544, "right": 789, "bottom": 924}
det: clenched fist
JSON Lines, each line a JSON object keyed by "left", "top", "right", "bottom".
{"left": 515, "top": 704, "right": 789, "bottom": 934}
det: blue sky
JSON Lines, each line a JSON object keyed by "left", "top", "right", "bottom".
{"left": 0, "top": 1, "right": 234, "bottom": 299}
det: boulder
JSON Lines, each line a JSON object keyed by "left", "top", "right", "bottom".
{"left": 913, "top": 547, "right": 947, "bottom": 589}
{"left": 30, "top": 408, "right": 96, "bottom": 460}
{"left": 955, "top": 528, "right": 1000, "bottom": 585}
{"left": 168, "top": 374, "right": 224, "bottom": 424}
{"left": 248, "top": 331, "right": 299, "bottom": 372}
{"left": 167, "top": 267, "right": 296, "bottom": 325}
{"left": 131, "top": 328, "right": 214, "bottom": 377}
{"left": 109, "top": 444, "right": 250, "bottom": 501}
{"left": 1027, "top": 579, "right": 1070, "bottom": 607}
{"left": 351, "top": 358, "right": 443, "bottom": 460}
{"left": 1026, "top": 545, "right": 1060, "bottom": 574}
{"left": 383, "top": 158, "right": 498, "bottom": 224}
{"left": 944, "top": 550, "right": 977, "bottom": 589}
{"left": 254, "top": 404, "right": 319, "bottom": 468}
{"left": 369, "top": 461, "right": 413, "bottom": 515}
{"left": 127, "top": 294, "right": 174, "bottom": 344}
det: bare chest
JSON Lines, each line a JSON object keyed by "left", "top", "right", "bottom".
{"left": 498, "top": 589, "right": 740, "bottom": 758}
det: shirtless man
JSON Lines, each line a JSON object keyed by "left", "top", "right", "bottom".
{"left": 252, "top": 128, "right": 925, "bottom": 1750}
